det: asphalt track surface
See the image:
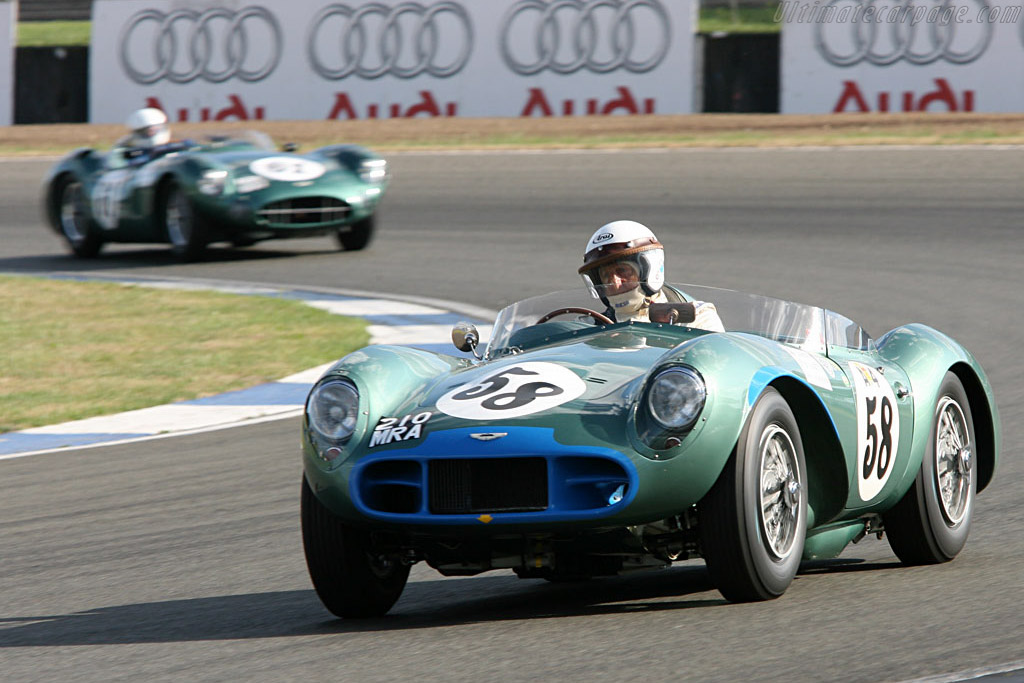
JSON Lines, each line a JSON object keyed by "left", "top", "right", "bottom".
{"left": 1, "top": 148, "right": 1022, "bottom": 682}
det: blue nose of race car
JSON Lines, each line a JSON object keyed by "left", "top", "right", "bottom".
{"left": 349, "top": 426, "right": 637, "bottom": 525}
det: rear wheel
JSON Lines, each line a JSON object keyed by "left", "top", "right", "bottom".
{"left": 56, "top": 176, "right": 103, "bottom": 258}
{"left": 336, "top": 215, "right": 375, "bottom": 251}
{"left": 163, "top": 183, "right": 207, "bottom": 261}
{"left": 301, "top": 476, "right": 409, "bottom": 618}
{"left": 699, "top": 388, "right": 807, "bottom": 602}
{"left": 884, "top": 372, "right": 975, "bottom": 564}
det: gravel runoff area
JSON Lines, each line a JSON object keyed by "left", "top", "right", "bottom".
{"left": 4, "top": 113, "right": 1024, "bottom": 154}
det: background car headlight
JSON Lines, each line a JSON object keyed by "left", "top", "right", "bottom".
{"left": 234, "top": 174, "right": 270, "bottom": 194}
{"left": 307, "top": 379, "right": 360, "bottom": 441}
{"left": 359, "top": 158, "right": 388, "bottom": 183}
{"left": 647, "top": 367, "right": 706, "bottom": 431}
{"left": 197, "top": 170, "right": 228, "bottom": 196}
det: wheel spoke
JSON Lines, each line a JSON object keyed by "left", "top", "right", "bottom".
{"left": 759, "top": 424, "right": 800, "bottom": 560}
{"left": 934, "top": 396, "right": 972, "bottom": 526}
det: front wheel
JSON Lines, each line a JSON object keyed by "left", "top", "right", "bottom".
{"left": 883, "top": 372, "right": 975, "bottom": 564}
{"left": 301, "top": 476, "right": 409, "bottom": 618}
{"left": 698, "top": 387, "right": 807, "bottom": 602}
{"left": 55, "top": 176, "right": 103, "bottom": 258}
{"left": 163, "top": 183, "right": 207, "bottom": 261}
{"left": 336, "top": 215, "right": 375, "bottom": 251}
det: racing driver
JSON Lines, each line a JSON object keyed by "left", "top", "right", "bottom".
{"left": 579, "top": 220, "right": 724, "bottom": 331}
{"left": 120, "top": 107, "right": 188, "bottom": 165}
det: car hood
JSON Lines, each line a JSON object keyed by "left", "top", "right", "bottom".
{"left": 398, "top": 327, "right": 692, "bottom": 432}
{"left": 191, "top": 149, "right": 354, "bottom": 179}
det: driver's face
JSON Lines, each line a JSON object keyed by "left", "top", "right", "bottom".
{"left": 598, "top": 261, "right": 640, "bottom": 296}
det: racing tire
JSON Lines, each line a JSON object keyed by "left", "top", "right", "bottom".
{"left": 883, "top": 372, "right": 976, "bottom": 565}
{"left": 162, "top": 183, "right": 208, "bottom": 262}
{"left": 301, "top": 476, "right": 410, "bottom": 618}
{"left": 336, "top": 215, "right": 375, "bottom": 251}
{"left": 698, "top": 388, "right": 807, "bottom": 602}
{"left": 55, "top": 176, "right": 103, "bottom": 258}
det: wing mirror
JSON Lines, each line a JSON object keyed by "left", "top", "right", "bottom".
{"left": 452, "top": 322, "right": 483, "bottom": 359}
{"left": 281, "top": 142, "right": 299, "bottom": 153}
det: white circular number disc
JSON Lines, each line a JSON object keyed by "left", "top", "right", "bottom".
{"left": 850, "top": 361, "right": 901, "bottom": 501}
{"left": 249, "top": 157, "right": 325, "bottom": 182}
{"left": 437, "top": 361, "right": 586, "bottom": 420}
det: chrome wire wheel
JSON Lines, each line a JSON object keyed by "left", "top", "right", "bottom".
{"left": 758, "top": 423, "right": 802, "bottom": 560}
{"left": 59, "top": 180, "right": 88, "bottom": 243}
{"left": 698, "top": 388, "right": 805, "bottom": 601}
{"left": 165, "top": 187, "right": 192, "bottom": 248}
{"left": 883, "top": 372, "right": 976, "bottom": 565}
{"left": 934, "top": 396, "right": 972, "bottom": 526}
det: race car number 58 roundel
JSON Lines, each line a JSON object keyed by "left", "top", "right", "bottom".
{"left": 849, "top": 362, "right": 901, "bottom": 502}
{"left": 436, "top": 362, "right": 586, "bottom": 420}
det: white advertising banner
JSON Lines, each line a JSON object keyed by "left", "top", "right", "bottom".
{"left": 780, "top": 0, "right": 1024, "bottom": 113}
{"left": 90, "top": 0, "right": 695, "bottom": 123}
{"left": 0, "top": 0, "right": 15, "bottom": 126}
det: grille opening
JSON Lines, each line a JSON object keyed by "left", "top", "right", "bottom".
{"left": 362, "top": 460, "right": 422, "bottom": 514}
{"left": 257, "top": 197, "right": 350, "bottom": 226}
{"left": 429, "top": 458, "right": 548, "bottom": 514}
{"left": 366, "top": 484, "right": 420, "bottom": 514}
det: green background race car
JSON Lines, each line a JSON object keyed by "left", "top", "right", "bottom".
{"left": 42, "top": 131, "right": 389, "bottom": 261}
{"left": 300, "top": 284, "right": 1000, "bottom": 617}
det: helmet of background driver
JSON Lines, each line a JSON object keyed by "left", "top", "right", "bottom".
{"left": 578, "top": 220, "right": 665, "bottom": 317}
{"left": 125, "top": 107, "right": 170, "bottom": 148}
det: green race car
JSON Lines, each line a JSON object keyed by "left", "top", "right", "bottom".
{"left": 300, "top": 284, "right": 1000, "bottom": 617}
{"left": 43, "top": 131, "right": 389, "bottom": 261}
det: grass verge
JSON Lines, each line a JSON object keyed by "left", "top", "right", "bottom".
{"left": 0, "top": 275, "right": 369, "bottom": 433}
{"left": 7, "top": 114, "right": 1024, "bottom": 158}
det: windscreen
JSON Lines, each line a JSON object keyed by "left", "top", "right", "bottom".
{"left": 485, "top": 283, "right": 850, "bottom": 357}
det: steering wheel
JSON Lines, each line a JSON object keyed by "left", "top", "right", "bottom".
{"left": 536, "top": 307, "right": 614, "bottom": 325}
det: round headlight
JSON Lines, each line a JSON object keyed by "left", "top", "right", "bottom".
{"left": 647, "top": 367, "right": 706, "bottom": 431}
{"left": 307, "top": 380, "right": 360, "bottom": 441}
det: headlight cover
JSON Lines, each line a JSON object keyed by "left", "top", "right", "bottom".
{"left": 307, "top": 379, "right": 360, "bottom": 442}
{"left": 647, "top": 367, "right": 706, "bottom": 431}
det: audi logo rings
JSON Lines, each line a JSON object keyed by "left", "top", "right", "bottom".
{"left": 500, "top": 0, "right": 670, "bottom": 76}
{"left": 814, "top": 0, "right": 992, "bottom": 66}
{"left": 308, "top": 2, "right": 473, "bottom": 80}
{"left": 119, "top": 6, "right": 282, "bottom": 84}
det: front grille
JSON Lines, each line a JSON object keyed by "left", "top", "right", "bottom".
{"left": 429, "top": 458, "right": 548, "bottom": 514}
{"left": 257, "top": 197, "right": 350, "bottom": 227}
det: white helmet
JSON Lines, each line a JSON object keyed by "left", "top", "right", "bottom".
{"left": 578, "top": 220, "right": 665, "bottom": 318}
{"left": 125, "top": 107, "right": 170, "bottom": 147}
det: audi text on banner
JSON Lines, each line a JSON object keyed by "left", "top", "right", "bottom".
{"left": 780, "top": 0, "right": 1024, "bottom": 113}
{"left": 89, "top": 0, "right": 695, "bottom": 123}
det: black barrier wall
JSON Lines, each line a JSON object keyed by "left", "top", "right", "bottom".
{"left": 702, "top": 33, "right": 779, "bottom": 113}
{"left": 11, "top": 35, "right": 778, "bottom": 124}
{"left": 14, "top": 46, "right": 89, "bottom": 124}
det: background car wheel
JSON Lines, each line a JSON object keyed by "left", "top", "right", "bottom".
{"left": 301, "top": 476, "right": 410, "bottom": 618}
{"left": 336, "top": 215, "right": 375, "bottom": 251}
{"left": 162, "top": 183, "right": 208, "bottom": 261}
{"left": 698, "top": 387, "right": 807, "bottom": 602}
{"left": 883, "top": 372, "right": 976, "bottom": 564}
{"left": 55, "top": 176, "right": 103, "bottom": 258}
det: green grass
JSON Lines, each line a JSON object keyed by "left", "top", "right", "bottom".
{"left": 17, "top": 21, "right": 91, "bottom": 47}
{"left": 700, "top": 6, "right": 781, "bottom": 33}
{"left": 0, "top": 275, "right": 370, "bottom": 433}
{"left": 17, "top": 9, "right": 780, "bottom": 47}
